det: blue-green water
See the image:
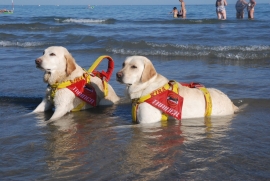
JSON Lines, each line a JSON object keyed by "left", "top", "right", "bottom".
{"left": 0, "top": 4, "right": 270, "bottom": 180}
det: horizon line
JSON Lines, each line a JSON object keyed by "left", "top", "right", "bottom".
{"left": 0, "top": 3, "right": 268, "bottom": 6}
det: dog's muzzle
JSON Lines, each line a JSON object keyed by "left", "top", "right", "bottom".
{"left": 116, "top": 71, "right": 131, "bottom": 85}
{"left": 35, "top": 58, "right": 42, "bottom": 68}
{"left": 116, "top": 72, "right": 123, "bottom": 83}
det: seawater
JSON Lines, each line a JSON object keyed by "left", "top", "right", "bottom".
{"left": 0, "top": 4, "right": 270, "bottom": 180}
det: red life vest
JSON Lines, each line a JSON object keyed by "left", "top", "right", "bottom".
{"left": 132, "top": 80, "right": 183, "bottom": 123}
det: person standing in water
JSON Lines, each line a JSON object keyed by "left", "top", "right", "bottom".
{"left": 247, "top": 0, "right": 256, "bottom": 19}
{"left": 235, "top": 0, "right": 248, "bottom": 19}
{"left": 216, "top": 0, "right": 228, "bottom": 20}
{"left": 179, "top": 0, "right": 186, "bottom": 18}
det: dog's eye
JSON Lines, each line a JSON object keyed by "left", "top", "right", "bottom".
{"left": 50, "top": 53, "right": 56, "bottom": 56}
{"left": 131, "top": 65, "right": 137, "bottom": 69}
{"left": 122, "top": 63, "right": 125, "bottom": 67}
{"left": 43, "top": 51, "right": 45, "bottom": 55}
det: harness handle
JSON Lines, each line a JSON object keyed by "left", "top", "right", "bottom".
{"left": 88, "top": 55, "right": 114, "bottom": 82}
{"left": 180, "top": 82, "right": 205, "bottom": 88}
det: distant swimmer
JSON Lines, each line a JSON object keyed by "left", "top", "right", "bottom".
{"left": 235, "top": 0, "right": 248, "bottom": 19}
{"left": 0, "top": 9, "right": 7, "bottom": 13}
{"left": 170, "top": 7, "right": 181, "bottom": 18}
{"left": 88, "top": 5, "right": 95, "bottom": 9}
{"left": 216, "top": 0, "right": 228, "bottom": 20}
{"left": 247, "top": 0, "right": 256, "bottom": 19}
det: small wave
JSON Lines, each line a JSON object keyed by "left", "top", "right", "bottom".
{"left": 0, "top": 41, "right": 45, "bottom": 47}
{"left": 0, "top": 22, "right": 60, "bottom": 31}
{"left": 0, "top": 96, "right": 41, "bottom": 112}
{"left": 0, "top": 33, "right": 16, "bottom": 39}
{"left": 106, "top": 40, "right": 270, "bottom": 60}
{"left": 0, "top": 96, "right": 41, "bottom": 103}
{"left": 135, "top": 19, "right": 225, "bottom": 25}
{"left": 57, "top": 18, "right": 107, "bottom": 24}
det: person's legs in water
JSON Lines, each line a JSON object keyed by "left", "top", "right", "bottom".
{"left": 249, "top": 8, "right": 254, "bottom": 19}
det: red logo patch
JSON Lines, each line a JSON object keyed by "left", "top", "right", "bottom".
{"left": 145, "top": 90, "right": 183, "bottom": 120}
{"left": 67, "top": 79, "right": 97, "bottom": 107}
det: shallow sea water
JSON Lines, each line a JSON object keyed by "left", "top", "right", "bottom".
{"left": 0, "top": 4, "right": 270, "bottom": 180}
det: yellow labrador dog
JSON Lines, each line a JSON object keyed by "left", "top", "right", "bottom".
{"left": 116, "top": 56, "right": 238, "bottom": 124}
{"left": 33, "top": 46, "right": 119, "bottom": 121}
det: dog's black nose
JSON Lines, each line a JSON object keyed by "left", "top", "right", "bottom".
{"left": 35, "top": 58, "right": 42, "bottom": 65}
{"left": 116, "top": 72, "right": 123, "bottom": 78}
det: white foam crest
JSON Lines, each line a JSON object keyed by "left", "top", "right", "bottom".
{"left": 109, "top": 48, "right": 209, "bottom": 57}
{"left": 210, "top": 45, "right": 270, "bottom": 52}
{"left": 62, "top": 18, "right": 106, "bottom": 23}
{"left": 0, "top": 41, "right": 44, "bottom": 47}
{"left": 239, "top": 45, "right": 270, "bottom": 51}
{"left": 217, "top": 52, "right": 268, "bottom": 60}
{"left": 190, "top": 20, "right": 203, "bottom": 23}
{"left": 109, "top": 47, "right": 269, "bottom": 60}
{"left": 175, "top": 44, "right": 270, "bottom": 52}
{"left": 130, "top": 42, "right": 269, "bottom": 52}
{"left": 146, "top": 42, "right": 168, "bottom": 48}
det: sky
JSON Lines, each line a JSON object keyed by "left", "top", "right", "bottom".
{"left": 0, "top": 0, "right": 269, "bottom": 5}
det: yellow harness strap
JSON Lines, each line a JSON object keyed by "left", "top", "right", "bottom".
{"left": 87, "top": 55, "right": 111, "bottom": 98}
{"left": 102, "top": 80, "right": 109, "bottom": 97}
{"left": 197, "top": 87, "right": 212, "bottom": 117}
{"left": 88, "top": 55, "right": 107, "bottom": 73}
{"left": 132, "top": 81, "right": 179, "bottom": 123}
{"left": 49, "top": 55, "right": 114, "bottom": 112}
{"left": 49, "top": 73, "right": 91, "bottom": 111}
{"left": 131, "top": 81, "right": 213, "bottom": 122}
{"left": 50, "top": 73, "right": 90, "bottom": 100}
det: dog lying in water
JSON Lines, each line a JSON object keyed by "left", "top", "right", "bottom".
{"left": 33, "top": 46, "right": 119, "bottom": 121}
{"left": 116, "top": 56, "right": 238, "bottom": 124}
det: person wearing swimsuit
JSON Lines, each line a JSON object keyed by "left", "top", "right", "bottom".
{"left": 247, "top": 0, "right": 256, "bottom": 19}
{"left": 179, "top": 0, "right": 186, "bottom": 18}
{"left": 170, "top": 6, "right": 183, "bottom": 18}
{"left": 236, "top": 0, "right": 248, "bottom": 19}
{"left": 170, "top": 7, "right": 179, "bottom": 18}
{"left": 216, "top": 0, "right": 228, "bottom": 20}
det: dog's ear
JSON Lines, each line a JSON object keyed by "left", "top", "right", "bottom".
{"left": 65, "top": 52, "right": 76, "bottom": 76}
{"left": 141, "top": 58, "right": 157, "bottom": 83}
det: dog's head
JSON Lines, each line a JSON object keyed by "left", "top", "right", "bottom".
{"left": 35, "top": 46, "right": 76, "bottom": 76}
{"left": 116, "top": 56, "right": 157, "bottom": 85}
